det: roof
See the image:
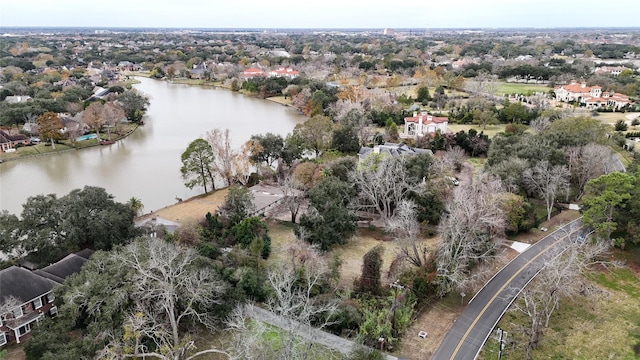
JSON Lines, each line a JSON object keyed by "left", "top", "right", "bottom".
{"left": 249, "top": 183, "right": 286, "bottom": 215}
{"left": 0, "top": 266, "right": 55, "bottom": 306}
{"left": 555, "top": 81, "right": 592, "bottom": 94}
{"left": 75, "top": 248, "right": 95, "bottom": 259}
{"left": 404, "top": 112, "right": 448, "bottom": 124}
{"left": 3, "top": 95, "right": 33, "bottom": 103}
{"left": 35, "top": 253, "right": 90, "bottom": 284}
{"left": 359, "top": 142, "right": 433, "bottom": 159}
{"left": 0, "top": 130, "right": 28, "bottom": 145}
{"left": 135, "top": 216, "right": 180, "bottom": 234}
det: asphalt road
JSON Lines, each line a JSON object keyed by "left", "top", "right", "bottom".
{"left": 432, "top": 218, "right": 584, "bottom": 360}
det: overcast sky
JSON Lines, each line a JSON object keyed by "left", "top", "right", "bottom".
{"left": 1, "top": 0, "right": 639, "bottom": 29}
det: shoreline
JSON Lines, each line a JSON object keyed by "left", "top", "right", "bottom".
{"left": 1, "top": 74, "right": 296, "bottom": 164}
{"left": 0, "top": 123, "right": 139, "bottom": 164}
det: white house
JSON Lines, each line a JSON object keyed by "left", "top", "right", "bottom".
{"left": 268, "top": 66, "right": 299, "bottom": 79}
{"left": 554, "top": 80, "right": 632, "bottom": 110}
{"left": 403, "top": 111, "right": 448, "bottom": 138}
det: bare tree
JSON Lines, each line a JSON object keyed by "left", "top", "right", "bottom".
{"left": 278, "top": 173, "right": 305, "bottom": 223}
{"left": 511, "top": 238, "right": 611, "bottom": 359}
{"left": 522, "top": 160, "right": 570, "bottom": 220}
{"left": 350, "top": 154, "right": 410, "bottom": 221}
{"left": 436, "top": 173, "right": 506, "bottom": 294}
{"left": 82, "top": 101, "right": 104, "bottom": 139}
{"left": 206, "top": 128, "right": 235, "bottom": 186}
{"left": 529, "top": 117, "right": 551, "bottom": 134}
{"left": 227, "top": 242, "right": 340, "bottom": 360}
{"left": 99, "top": 238, "right": 229, "bottom": 360}
{"left": 385, "top": 200, "right": 429, "bottom": 268}
{"left": 101, "top": 101, "right": 125, "bottom": 140}
{"left": 433, "top": 146, "right": 467, "bottom": 175}
{"left": 565, "top": 144, "right": 615, "bottom": 200}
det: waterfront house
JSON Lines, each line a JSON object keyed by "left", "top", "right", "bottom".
{"left": 0, "top": 130, "right": 29, "bottom": 153}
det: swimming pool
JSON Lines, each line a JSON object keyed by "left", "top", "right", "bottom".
{"left": 76, "top": 134, "right": 98, "bottom": 141}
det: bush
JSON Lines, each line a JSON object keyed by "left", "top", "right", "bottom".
{"left": 615, "top": 119, "right": 629, "bottom": 131}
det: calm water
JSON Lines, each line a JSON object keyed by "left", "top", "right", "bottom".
{"left": 0, "top": 77, "right": 304, "bottom": 216}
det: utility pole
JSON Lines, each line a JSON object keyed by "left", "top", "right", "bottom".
{"left": 390, "top": 280, "right": 404, "bottom": 338}
{"left": 497, "top": 327, "right": 507, "bottom": 360}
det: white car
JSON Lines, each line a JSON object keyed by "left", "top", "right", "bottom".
{"left": 447, "top": 176, "right": 460, "bottom": 186}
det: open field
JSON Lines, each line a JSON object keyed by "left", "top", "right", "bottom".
{"left": 495, "top": 82, "right": 551, "bottom": 96}
{"left": 481, "top": 267, "right": 640, "bottom": 359}
{"left": 148, "top": 188, "right": 229, "bottom": 223}
{"left": 447, "top": 123, "right": 508, "bottom": 138}
{"left": 592, "top": 111, "right": 631, "bottom": 125}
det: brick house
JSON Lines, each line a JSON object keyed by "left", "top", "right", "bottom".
{"left": 0, "top": 267, "right": 56, "bottom": 345}
{"left": 0, "top": 250, "right": 93, "bottom": 346}
{"left": 0, "top": 130, "right": 29, "bottom": 153}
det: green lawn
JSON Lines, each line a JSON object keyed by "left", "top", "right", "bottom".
{"left": 495, "top": 82, "right": 551, "bottom": 96}
{"left": 591, "top": 111, "right": 628, "bottom": 125}
{"left": 447, "top": 123, "right": 508, "bottom": 138}
{"left": 480, "top": 267, "right": 640, "bottom": 360}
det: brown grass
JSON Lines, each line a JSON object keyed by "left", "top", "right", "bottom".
{"left": 329, "top": 228, "right": 440, "bottom": 290}
{"left": 149, "top": 188, "right": 229, "bottom": 223}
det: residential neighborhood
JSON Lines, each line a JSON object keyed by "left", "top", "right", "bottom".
{"left": 1, "top": 21, "right": 640, "bottom": 360}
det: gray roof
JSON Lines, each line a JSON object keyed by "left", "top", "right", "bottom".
{"left": 250, "top": 183, "right": 285, "bottom": 216}
{"left": 135, "top": 216, "right": 180, "bottom": 234}
{"left": 75, "top": 248, "right": 95, "bottom": 259}
{"left": 35, "top": 253, "right": 90, "bottom": 284}
{"left": 358, "top": 143, "right": 433, "bottom": 160}
{"left": 0, "top": 266, "right": 55, "bottom": 306}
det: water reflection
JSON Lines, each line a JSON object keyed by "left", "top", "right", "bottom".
{"left": 0, "top": 77, "right": 304, "bottom": 215}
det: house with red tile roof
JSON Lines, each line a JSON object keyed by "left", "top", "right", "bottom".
{"left": 554, "top": 80, "right": 632, "bottom": 111}
{"left": 268, "top": 66, "right": 299, "bottom": 79}
{"left": 241, "top": 67, "right": 266, "bottom": 79}
{"left": 403, "top": 111, "right": 448, "bottom": 138}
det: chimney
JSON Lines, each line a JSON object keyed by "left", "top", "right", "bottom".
{"left": 413, "top": 111, "right": 417, "bottom": 117}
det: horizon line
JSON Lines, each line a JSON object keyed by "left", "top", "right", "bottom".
{"left": 2, "top": 26, "right": 640, "bottom": 30}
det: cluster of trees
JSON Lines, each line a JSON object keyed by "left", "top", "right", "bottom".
{"left": 581, "top": 157, "right": 640, "bottom": 249}
{"left": 0, "top": 186, "right": 137, "bottom": 266}
{"left": 486, "top": 117, "right": 617, "bottom": 221}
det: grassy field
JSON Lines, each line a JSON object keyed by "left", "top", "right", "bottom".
{"left": 149, "top": 188, "right": 229, "bottom": 223}
{"left": 592, "top": 111, "right": 630, "bottom": 125}
{"left": 447, "top": 123, "right": 508, "bottom": 138}
{"left": 480, "top": 254, "right": 640, "bottom": 359}
{"left": 495, "top": 82, "right": 551, "bottom": 96}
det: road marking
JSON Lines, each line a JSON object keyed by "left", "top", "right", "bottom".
{"left": 448, "top": 231, "right": 572, "bottom": 359}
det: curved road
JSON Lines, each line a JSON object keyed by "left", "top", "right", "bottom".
{"left": 432, "top": 218, "right": 584, "bottom": 360}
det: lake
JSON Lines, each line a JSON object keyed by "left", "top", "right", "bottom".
{"left": 0, "top": 77, "right": 304, "bottom": 216}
